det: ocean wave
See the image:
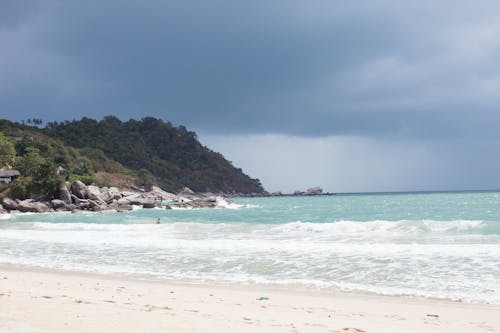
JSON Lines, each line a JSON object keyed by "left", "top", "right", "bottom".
{"left": 273, "top": 219, "right": 488, "bottom": 236}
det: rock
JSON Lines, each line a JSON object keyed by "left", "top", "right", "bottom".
{"left": 51, "top": 199, "right": 67, "bottom": 210}
{"left": 16, "top": 200, "right": 35, "bottom": 213}
{"left": 66, "top": 204, "right": 77, "bottom": 211}
{"left": 142, "top": 200, "right": 156, "bottom": 209}
{"left": 88, "top": 199, "right": 107, "bottom": 212}
{"left": 86, "top": 185, "right": 102, "bottom": 201}
{"left": 2, "top": 197, "right": 18, "bottom": 211}
{"left": 149, "top": 186, "right": 177, "bottom": 201}
{"left": 293, "top": 190, "right": 304, "bottom": 196}
{"left": 99, "top": 190, "right": 112, "bottom": 203}
{"left": 117, "top": 197, "right": 131, "bottom": 205}
{"left": 129, "top": 196, "right": 148, "bottom": 206}
{"left": 107, "top": 200, "right": 118, "bottom": 210}
{"left": 34, "top": 202, "right": 50, "bottom": 213}
{"left": 117, "top": 204, "right": 134, "bottom": 212}
{"left": 17, "top": 200, "right": 49, "bottom": 213}
{"left": 58, "top": 186, "right": 72, "bottom": 205}
{"left": 71, "top": 181, "right": 88, "bottom": 199}
{"left": 168, "top": 198, "right": 219, "bottom": 209}
{"left": 305, "top": 187, "right": 323, "bottom": 195}
{"left": 177, "top": 187, "right": 195, "bottom": 197}
{"left": 71, "top": 195, "right": 91, "bottom": 209}
{"left": 118, "top": 193, "right": 144, "bottom": 205}
{"left": 0, "top": 204, "right": 4, "bottom": 213}
{"left": 108, "top": 187, "right": 122, "bottom": 200}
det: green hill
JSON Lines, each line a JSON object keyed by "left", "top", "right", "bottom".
{"left": 0, "top": 117, "right": 265, "bottom": 195}
{"left": 40, "top": 116, "right": 264, "bottom": 194}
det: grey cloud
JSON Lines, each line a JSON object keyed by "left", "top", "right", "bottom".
{"left": 1, "top": 1, "right": 500, "bottom": 140}
{"left": 201, "top": 134, "right": 500, "bottom": 193}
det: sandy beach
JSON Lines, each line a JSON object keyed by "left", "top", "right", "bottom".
{"left": 0, "top": 264, "right": 498, "bottom": 333}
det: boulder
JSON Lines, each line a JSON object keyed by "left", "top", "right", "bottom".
{"left": 98, "top": 187, "right": 114, "bottom": 203}
{"left": 51, "top": 199, "right": 67, "bottom": 210}
{"left": 86, "top": 185, "right": 102, "bottom": 201}
{"left": 305, "top": 187, "right": 323, "bottom": 195}
{"left": 142, "top": 200, "right": 156, "bottom": 209}
{"left": 126, "top": 194, "right": 147, "bottom": 206}
{"left": 58, "top": 186, "right": 72, "bottom": 205}
{"left": 149, "top": 186, "right": 177, "bottom": 201}
{"left": 66, "top": 204, "right": 77, "bottom": 211}
{"left": 117, "top": 197, "right": 132, "bottom": 205}
{"left": 88, "top": 199, "right": 107, "bottom": 212}
{"left": 117, "top": 204, "right": 134, "bottom": 212}
{"left": 117, "top": 193, "right": 144, "bottom": 205}
{"left": 0, "top": 203, "right": 4, "bottom": 213}
{"left": 71, "top": 195, "right": 91, "bottom": 209}
{"left": 34, "top": 202, "right": 50, "bottom": 213}
{"left": 177, "top": 187, "right": 195, "bottom": 197}
{"left": 17, "top": 200, "right": 49, "bottom": 213}
{"left": 2, "top": 197, "right": 18, "bottom": 211}
{"left": 108, "top": 187, "right": 122, "bottom": 200}
{"left": 168, "top": 198, "right": 218, "bottom": 209}
{"left": 71, "top": 181, "right": 88, "bottom": 199}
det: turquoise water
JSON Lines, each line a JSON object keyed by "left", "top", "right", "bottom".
{"left": 1, "top": 191, "right": 500, "bottom": 304}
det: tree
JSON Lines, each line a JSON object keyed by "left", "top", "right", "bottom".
{"left": 0, "top": 131, "right": 16, "bottom": 167}
{"left": 13, "top": 147, "right": 62, "bottom": 198}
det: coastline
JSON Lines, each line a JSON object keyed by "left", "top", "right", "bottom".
{"left": 1, "top": 264, "right": 498, "bottom": 333}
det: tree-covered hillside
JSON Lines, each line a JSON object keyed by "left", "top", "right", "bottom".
{"left": 43, "top": 116, "right": 264, "bottom": 194}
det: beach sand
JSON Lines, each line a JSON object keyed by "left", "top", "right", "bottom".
{"left": 0, "top": 264, "right": 498, "bottom": 333}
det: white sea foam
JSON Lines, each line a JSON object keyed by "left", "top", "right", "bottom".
{"left": 2, "top": 203, "right": 500, "bottom": 305}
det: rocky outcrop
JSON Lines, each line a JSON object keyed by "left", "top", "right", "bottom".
{"left": 71, "top": 195, "right": 91, "bottom": 209}
{"left": 108, "top": 187, "right": 122, "bottom": 201}
{"left": 305, "top": 187, "right": 323, "bottom": 195}
{"left": 71, "top": 181, "right": 88, "bottom": 199}
{"left": 150, "top": 186, "right": 177, "bottom": 201}
{"left": 177, "top": 187, "right": 195, "bottom": 197}
{"left": 17, "top": 200, "right": 50, "bottom": 213}
{"left": 51, "top": 199, "right": 67, "bottom": 210}
{"left": 166, "top": 197, "right": 226, "bottom": 209}
{"left": 0, "top": 181, "right": 238, "bottom": 215}
{"left": 86, "top": 185, "right": 102, "bottom": 201}
{"left": 2, "top": 197, "right": 18, "bottom": 211}
{"left": 58, "top": 186, "right": 72, "bottom": 205}
{"left": 142, "top": 200, "right": 156, "bottom": 209}
{"left": 117, "top": 204, "right": 134, "bottom": 212}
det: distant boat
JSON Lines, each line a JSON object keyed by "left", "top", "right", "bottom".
{"left": 0, "top": 213, "right": 12, "bottom": 220}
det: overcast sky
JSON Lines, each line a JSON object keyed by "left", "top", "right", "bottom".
{"left": 2, "top": 1, "right": 500, "bottom": 192}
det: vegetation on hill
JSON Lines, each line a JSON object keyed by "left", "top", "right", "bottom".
{"left": 44, "top": 116, "right": 264, "bottom": 194}
{"left": 0, "top": 117, "right": 264, "bottom": 196}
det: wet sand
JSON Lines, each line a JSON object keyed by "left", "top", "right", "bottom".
{"left": 1, "top": 264, "right": 498, "bottom": 333}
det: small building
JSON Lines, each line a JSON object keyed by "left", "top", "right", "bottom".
{"left": 0, "top": 170, "right": 20, "bottom": 184}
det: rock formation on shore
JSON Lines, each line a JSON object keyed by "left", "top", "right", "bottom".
{"left": 1, "top": 183, "right": 237, "bottom": 215}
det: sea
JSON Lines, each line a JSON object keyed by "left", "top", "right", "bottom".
{"left": 1, "top": 191, "right": 500, "bottom": 304}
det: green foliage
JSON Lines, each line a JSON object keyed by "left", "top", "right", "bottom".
{"left": 45, "top": 116, "right": 265, "bottom": 193}
{"left": 12, "top": 147, "right": 62, "bottom": 198}
{"left": 0, "top": 117, "right": 265, "bottom": 194}
{"left": 0, "top": 131, "right": 16, "bottom": 167}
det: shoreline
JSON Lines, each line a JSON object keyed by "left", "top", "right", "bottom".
{"left": 1, "top": 264, "right": 499, "bottom": 332}
{"left": 0, "top": 262, "right": 493, "bottom": 307}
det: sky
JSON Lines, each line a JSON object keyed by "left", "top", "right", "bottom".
{"left": 1, "top": 1, "right": 500, "bottom": 192}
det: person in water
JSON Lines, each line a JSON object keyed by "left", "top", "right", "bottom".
{"left": 156, "top": 217, "right": 160, "bottom": 224}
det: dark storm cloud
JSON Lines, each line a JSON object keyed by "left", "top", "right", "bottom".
{"left": 1, "top": 1, "right": 500, "bottom": 138}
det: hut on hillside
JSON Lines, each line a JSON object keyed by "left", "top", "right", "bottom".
{"left": 0, "top": 170, "right": 20, "bottom": 184}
